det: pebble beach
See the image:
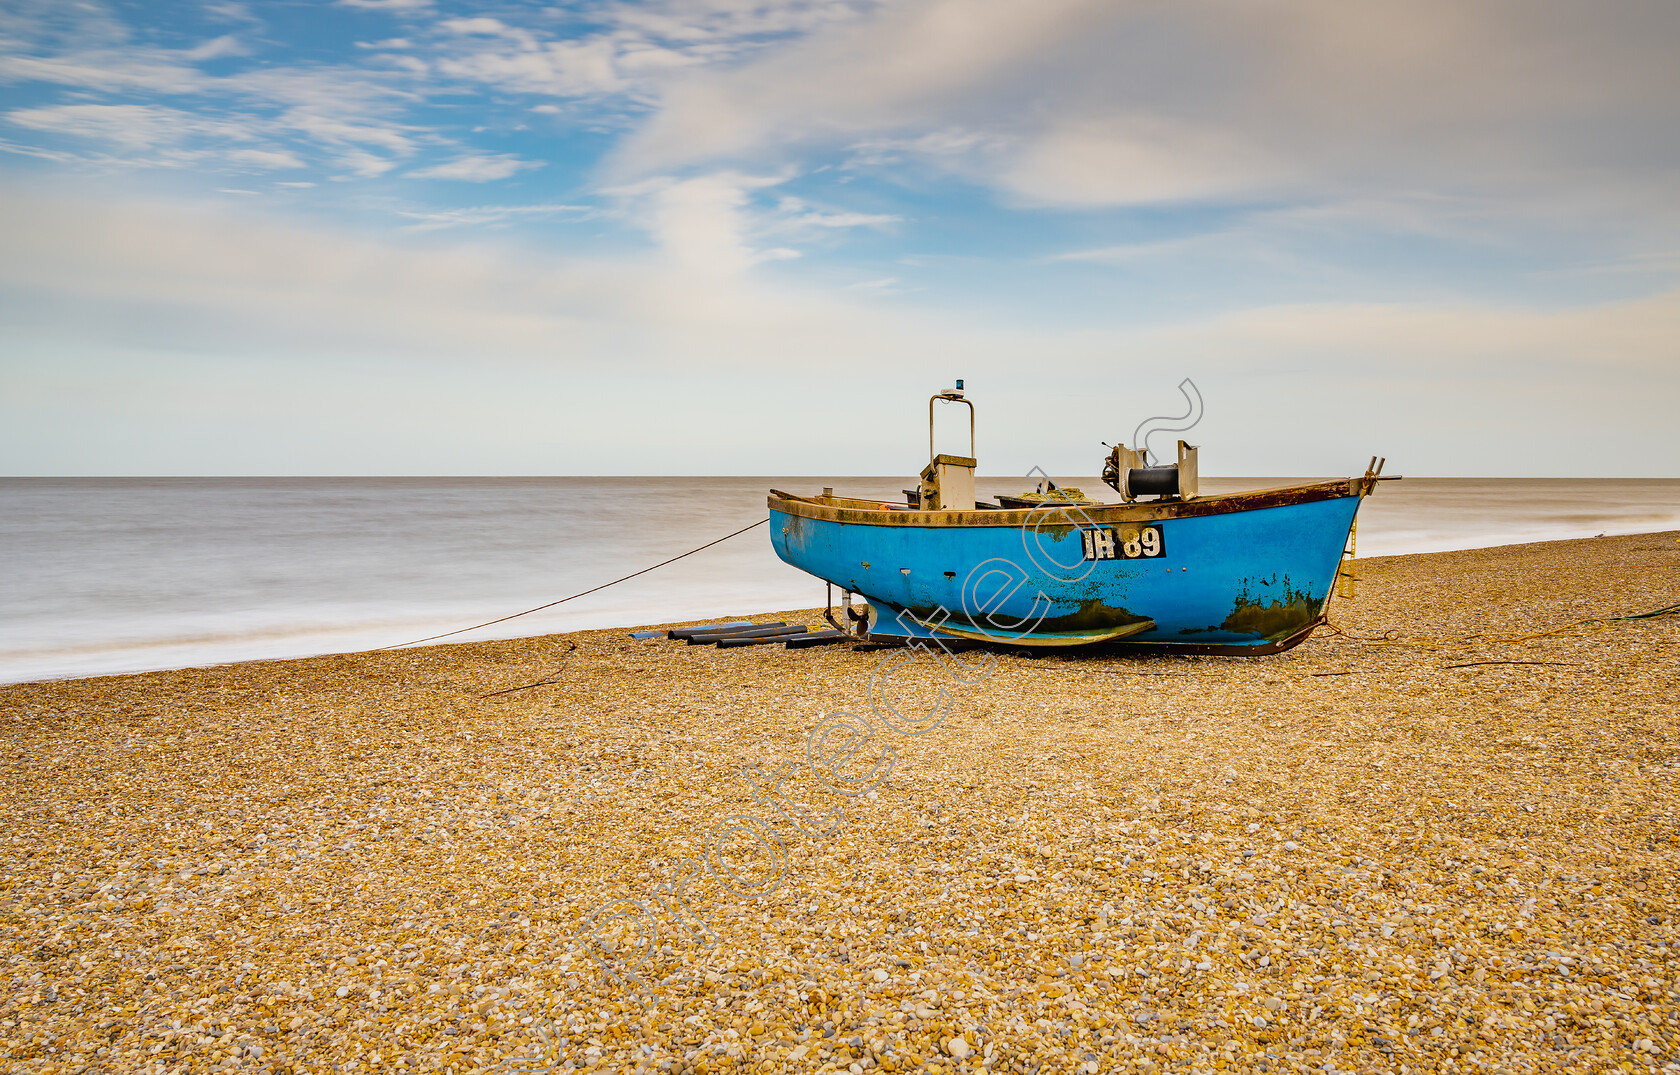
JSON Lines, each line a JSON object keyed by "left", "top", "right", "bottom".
{"left": 2, "top": 531, "right": 1676, "bottom": 1075}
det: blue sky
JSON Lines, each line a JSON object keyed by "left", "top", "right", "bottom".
{"left": 1, "top": 0, "right": 1676, "bottom": 476}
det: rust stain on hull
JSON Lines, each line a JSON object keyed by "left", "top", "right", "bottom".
{"left": 1101, "top": 617, "right": 1324, "bottom": 657}
{"left": 1222, "top": 584, "right": 1325, "bottom": 642}
{"left": 922, "top": 617, "right": 1155, "bottom": 646}
{"left": 905, "top": 597, "right": 1156, "bottom": 646}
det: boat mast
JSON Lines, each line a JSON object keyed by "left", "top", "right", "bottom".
{"left": 921, "top": 380, "right": 977, "bottom": 510}
{"left": 929, "top": 379, "right": 974, "bottom": 463}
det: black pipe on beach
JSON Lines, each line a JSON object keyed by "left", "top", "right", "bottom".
{"left": 687, "top": 624, "right": 807, "bottom": 645}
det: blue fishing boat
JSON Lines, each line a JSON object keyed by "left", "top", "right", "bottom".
{"left": 768, "top": 383, "right": 1395, "bottom": 654}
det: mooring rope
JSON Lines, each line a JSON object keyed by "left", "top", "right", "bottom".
{"left": 379, "top": 517, "right": 769, "bottom": 651}
{"left": 1322, "top": 602, "right": 1679, "bottom": 649}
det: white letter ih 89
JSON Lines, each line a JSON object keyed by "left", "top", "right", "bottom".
{"left": 1082, "top": 525, "right": 1166, "bottom": 561}
{"left": 1081, "top": 527, "right": 1117, "bottom": 560}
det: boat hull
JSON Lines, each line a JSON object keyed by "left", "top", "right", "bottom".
{"left": 768, "top": 481, "right": 1363, "bottom": 651}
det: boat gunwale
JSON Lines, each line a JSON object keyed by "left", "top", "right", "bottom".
{"left": 768, "top": 478, "right": 1360, "bottom": 528}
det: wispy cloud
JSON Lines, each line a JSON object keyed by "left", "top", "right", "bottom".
{"left": 336, "top": 0, "right": 433, "bottom": 12}
{"left": 434, "top": 34, "right": 630, "bottom": 98}
{"left": 437, "top": 17, "right": 527, "bottom": 40}
{"left": 204, "top": 3, "right": 262, "bottom": 27}
{"left": 227, "top": 148, "right": 304, "bottom": 170}
{"left": 845, "top": 128, "right": 997, "bottom": 167}
{"left": 997, "top": 117, "right": 1287, "bottom": 207}
{"left": 776, "top": 197, "right": 900, "bottom": 229}
{"left": 846, "top": 276, "right": 902, "bottom": 293}
{"left": 332, "top": 148, "right": 399, "bottom": 178}
{"left": 607, "top": 171, "right": 813, "bottom": 276}
{"left": 6, "top": 103, "right": 250, "bottom": 150}
{"left": 642, "top": 173, "right": 770, "bottom": 275}
{"left": 409, "top": 154, "right": 541, "bottom": 182}
{"left": 279, "top": 111, "right": 414, "bottom": 155}
{"left": 0, "top": 136, "right": 80, "bottom": 163}
{"left": 3, "top": 102, "right": 309, "bottom": 172}
{"left": 395, "top": 203, "right": 591, "bottom": 230}
{"left": 0, "top": 52, "right": 203, "bottom": 94}
{"left": 184, "top": 35, "right": 247, "bottom": 62}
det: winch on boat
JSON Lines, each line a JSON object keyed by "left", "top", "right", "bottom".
{"left": 768, "top": 382, "right": 1396, "bottom": 655}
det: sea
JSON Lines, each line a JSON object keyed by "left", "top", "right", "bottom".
{"left": 2, "top": 476, "right": 1676, "bottom": 685}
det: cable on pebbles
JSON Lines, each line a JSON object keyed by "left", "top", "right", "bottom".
{"left": 1, "top": 531, "right": 1676, "bottom": 1074}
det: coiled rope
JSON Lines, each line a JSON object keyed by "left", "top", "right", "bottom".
{"left": 379, "top": 517, "right": 768, "bottom": 651}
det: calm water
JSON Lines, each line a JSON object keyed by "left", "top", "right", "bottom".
{"left": 2, "top": 476, "right": 1675, "bottom": 684}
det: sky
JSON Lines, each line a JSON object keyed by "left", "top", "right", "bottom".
{"left": 0, "top": 0, "right": 1676, "bottom": 477}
